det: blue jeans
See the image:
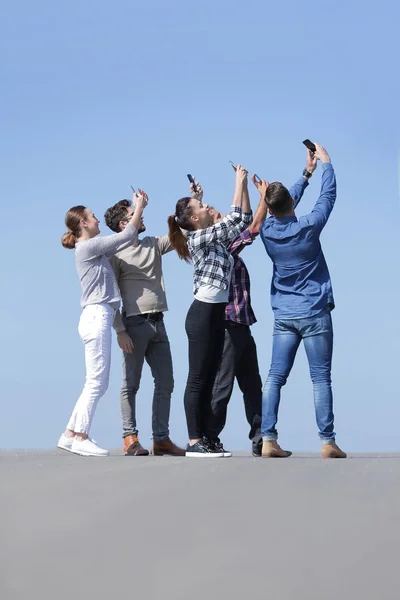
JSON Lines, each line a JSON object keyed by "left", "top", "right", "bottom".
{"left": 262, "top": 308, "right": 335, "bottom": 443}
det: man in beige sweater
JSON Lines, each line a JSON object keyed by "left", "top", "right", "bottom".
{"left": 105, "top": 198, "right": 184, "bottom": 456}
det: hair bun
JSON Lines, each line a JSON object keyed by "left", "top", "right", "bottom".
{"left": 61, "top": 230, "right": 77, "bottom": 249}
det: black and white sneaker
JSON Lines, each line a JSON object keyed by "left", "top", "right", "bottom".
{"left": 185, "top": 439, "right": 224, "bottom": 458}
{"left": 209, "top": 439, "right": 232, "bottom": 458}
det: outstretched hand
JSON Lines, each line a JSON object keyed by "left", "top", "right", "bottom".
{"left": 251, "top": 175, "right": 269, "bottom": 197}
{"left": 235, "top": 164, "right": 248, "bottom": 185}
{"left": 134, "top": 189, "right": 149, "bottom": 211}
{"left": 306, "top": 149, "right": 318, "bottom": 174}
{"left": 313, "top": 143, "right": 331, "bottom": 164}
{"left": 190, "top": 177, "right": 204, "bottom": 200}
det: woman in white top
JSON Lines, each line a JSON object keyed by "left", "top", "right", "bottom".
{"left": 58, "top": 191, "right": 148, "bottom": 457}
{"left": 168, "top": 167, "right": 252, "bottom": 457}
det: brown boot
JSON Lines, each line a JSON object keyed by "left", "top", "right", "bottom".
{"left": 262, "top": 440, "right": 292, "bottom": 458}
{"left": 151, "top": 438, "right": 185, "bottom": 456}
{"left": 123, "top": 434, "right": 149, "bottom": 456}
{"left": 321, "top": 441, "right": 347, "bottom": 459}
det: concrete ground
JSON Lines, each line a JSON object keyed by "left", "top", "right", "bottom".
{"left": 1, "top": 450, "right": 399, "bottom": 600}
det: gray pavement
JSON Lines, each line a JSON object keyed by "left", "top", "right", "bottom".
{"left": 1, "top": 450, "right": 399, "bottom": 600}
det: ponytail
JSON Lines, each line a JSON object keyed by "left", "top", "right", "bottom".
{"left": 61, "top": 205, "right": 87, "bottom": 250}
{"left": 61, "top": 231, "right": 77, "bottom": 249}
{"left": 168, "top": 215, "right": 190, "bottom": 262}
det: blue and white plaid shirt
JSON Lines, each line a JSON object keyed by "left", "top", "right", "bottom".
{"left": 187, "top": 206, "right": 252, "bottom": 296}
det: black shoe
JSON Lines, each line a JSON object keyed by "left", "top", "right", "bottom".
{"left": 252, "top": 443, "right": 262, "bottom": 457}
{"left": 185, "top": 439, "right": 224, "bottom": 458}
{"left": 209, "top": 439, "right": 232, "bottom": 458}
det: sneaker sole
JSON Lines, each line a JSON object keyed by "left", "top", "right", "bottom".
{"left": 71, "top": 448, "right": 109, "bottom": 457}
{"left": 185, "top": 452, "right": 224, "bottom": 458}
{"left": 57, "top": 443, "right": 73, "bottom": 453}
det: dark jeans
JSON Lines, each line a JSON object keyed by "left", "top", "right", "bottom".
{"left": 184, "top": 299, "right": 226, "bottom": 440}
{"left": 120, "top": 314, "right": 173, "bottom": 441}
{"left": 209, "top": 322, "right": 262, "bottom": 450}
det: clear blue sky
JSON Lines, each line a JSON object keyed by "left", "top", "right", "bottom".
{"left": 1, "top": 0, "right": 399, "bottom": 451}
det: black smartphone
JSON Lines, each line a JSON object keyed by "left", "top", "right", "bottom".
{"left": 130, "top": 185, "right": 136, "bottom": 194}
{"left": 302, "top": 139, "right": 316, "bottom": 153}
{"left": 229, "top": 160, "right": 237, "bottom": 171}
{"left": 187, "top": 174, "right": 198, "bottom": 192}
{"left": 254, "top": 174, "right": 261, "bottom": 184}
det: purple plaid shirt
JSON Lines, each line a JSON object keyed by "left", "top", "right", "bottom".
{"left": 225, "top": 229, "right": 256, "bottom": 326}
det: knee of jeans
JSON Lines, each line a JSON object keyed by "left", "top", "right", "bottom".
{"left": 266, "top": 371, "right": 288, "bottom": 387}
{"left": 154, "top": 378, "right": 174, "bottom": 395}
{"left": 312, "top": 378, "right": 332, "bottom": 388}
{"left": 309, "top": 369, "right": 332, "bottom": 384}
{"left": 86, "top": 379, "right": 109, "bottom": 396}
{"left": 121, "top": 382, "right": 140, "bottom": 395}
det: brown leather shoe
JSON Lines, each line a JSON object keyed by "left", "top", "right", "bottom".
{"left": 123, "top": 434, "right": 149, "bottom": 456}
{"left": 321, "top": 441, "right": 347, "bottom": 459}
{"left": 151, "top": 438, "right": 185, "bottom": 456}
{"left": 262, "top": 440, "right": 292, "bottom": 458}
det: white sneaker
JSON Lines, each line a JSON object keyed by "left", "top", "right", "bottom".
{"left": 57, "top": 434, "right": 99, "bottom": 453}
{"left": 71, "top": 438, "right": 109, "bottom": 457}
{"left": 57, "top": 433, "right": 74, "bottom": 452}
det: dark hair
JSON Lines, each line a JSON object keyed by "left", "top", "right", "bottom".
{"left": 167, "top": 197, "right": 195, "bottom": 262}
{"left": 265, "top": 182, "right": 293, "bottom": 217}
{"left": 104, "top": 199, "right": 131, "bottom": 233}
{"left": 61, "top": 205, "right": 87, "bottom": 249}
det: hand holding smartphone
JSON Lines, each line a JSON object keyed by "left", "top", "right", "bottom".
{"left": 229, "top": 160, "right": 237, "bottom": 171}
{"left": 187, "top": 174, "right": 198, "bottom": 193}
{"left": 302, "top": 139, "right": 316, "bottom": 153}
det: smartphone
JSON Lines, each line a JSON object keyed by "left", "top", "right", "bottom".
{"left": 187, "top": 174, "right": 198, "bottom": 192}
{"left": 130, "top": 185, "right": 136, "bottom": 194}
{"left": 229, "top": 160, "right": 237, "bottom": 171}
{"left": 253, "top": 174, "right": 261, "bottom": 184}
{"left": 302, "top": 139, "right": 316, "bottom": 153}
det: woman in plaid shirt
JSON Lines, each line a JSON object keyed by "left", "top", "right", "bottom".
{"left": 168, "top": 166, "right": 252, "bottom": 457}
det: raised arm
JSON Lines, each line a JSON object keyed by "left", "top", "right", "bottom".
{"left": 240, "top": 171, "right": 253, "bottom": 226}
{"left": 80, "top": 192, "right": 148, "bottom": 259}
{"left": 248, "top": 177, "right": 269, "bottom": 232}
{"left": 189, "top": 166, "right": 249, "bottom": 249}
{"left": 302, "top": 144, "right": 336, "bottom": 233}
{"left": 291, "top": 149, "right": 317, "bottom": 209}
{"left": 225, "top": 228, "right": 254, "bottom": 256}
{"left": 189, "top": 206, "right": 247, "bottom": 249}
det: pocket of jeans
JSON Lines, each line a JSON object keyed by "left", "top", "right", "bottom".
{"left": 273, "top": 319, "right": 291, "bottom": 334}
{"left": 302, "top": 311, "right": 332, "bottom": 337}
{"left": 319, "top": 310, "right": 332, "bottom": 333}
{"left": 126, "top": 315, "right": 146, "bottom": 326}
{"left": 78, "top": 308, "right": 101, "bottom": 341}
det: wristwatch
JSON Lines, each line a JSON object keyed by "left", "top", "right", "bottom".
{"left": 302, "top": 169, "right": 313, "bottom": 179}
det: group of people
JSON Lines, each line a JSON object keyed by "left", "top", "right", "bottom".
{"left": 58, "top": 142, "right": 346, "bottom": 459}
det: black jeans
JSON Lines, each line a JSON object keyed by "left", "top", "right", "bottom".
{"left": 209, "top": 321, "right": 262, "bottom": 450}
{"left": 184, "top": 299, "right": 226, "bottom": 439}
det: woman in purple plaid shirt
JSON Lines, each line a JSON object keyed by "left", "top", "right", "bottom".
{"left": 168, "top": 166, "right": 252, "bottom": 457}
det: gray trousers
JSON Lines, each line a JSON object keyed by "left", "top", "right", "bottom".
{"left": 120, "top": 314, "right": 173, "bottom": 441}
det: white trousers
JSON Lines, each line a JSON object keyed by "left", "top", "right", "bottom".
{"left": 67, "top": 303, "right": 115, "bottom": 435}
